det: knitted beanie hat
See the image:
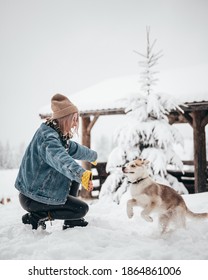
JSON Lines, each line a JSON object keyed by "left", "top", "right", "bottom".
{"left": 51, "top": 93, "right": 78, "bottom": 119}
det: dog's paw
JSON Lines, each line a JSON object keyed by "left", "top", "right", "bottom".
{"left": 146, "top": 216, "right": 153, "bottom": 222}
{"left": 127, "top": 212, "right": 134, "bottom": 219}
{"left": 127, "top": 208, "right": 134, "bottom": 219}
{"left": 141, "top": 214, "right": 153, "bottom": 222}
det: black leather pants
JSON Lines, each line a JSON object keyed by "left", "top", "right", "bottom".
{"left": 19, "top": 181, "right": 89, "bottom": 221}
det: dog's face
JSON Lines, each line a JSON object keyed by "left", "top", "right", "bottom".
{"left": 122, "top": 159, "right": 149, "bottom": 182}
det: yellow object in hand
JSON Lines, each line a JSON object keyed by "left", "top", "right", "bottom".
{"left": 81, "top": 170, "right": 93, "bottom": 191}
{"left": 90, "top": 161, "right": 97, "bottom": 166}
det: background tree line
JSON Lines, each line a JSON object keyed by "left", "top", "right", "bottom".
{"left": 0, "top": 141, "right": 25, "bottom": 169}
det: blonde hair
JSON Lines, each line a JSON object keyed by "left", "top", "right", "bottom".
{"left": 56, "top": 113, "right": 79, "bottom": 137}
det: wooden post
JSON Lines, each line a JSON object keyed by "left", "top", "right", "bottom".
{"left": 80, "top": 115, "right": 99, "bottom": 198}
{"left": 192, "top": 111, "right": 208, "bottom": 193}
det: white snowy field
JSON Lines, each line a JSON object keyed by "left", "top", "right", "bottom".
{"left": 1, "top": 169, "right": 208, "bottom": 260}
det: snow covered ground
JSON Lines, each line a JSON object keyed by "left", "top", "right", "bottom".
{"left": 1, "top": 169, "right": 208, "bottom": 260}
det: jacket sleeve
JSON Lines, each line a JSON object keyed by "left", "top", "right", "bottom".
{"left": 39, "top": 132, "right": 85, "bottom": 183}
{"left": 68, "top": 140, "right": 98, "bottom": 162}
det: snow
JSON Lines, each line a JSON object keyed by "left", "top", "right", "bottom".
{"left": 1, "top": 169, "right": 208, "bottom": 260}
{"left": 39, "top": 64, "right": 208, "bottom": 116}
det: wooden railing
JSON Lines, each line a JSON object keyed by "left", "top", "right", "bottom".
{"left": 91, "top": 162, "right": 108, "bottom": 198}
{"left": 167, "top": 161, "right": 208, "bottom": 194}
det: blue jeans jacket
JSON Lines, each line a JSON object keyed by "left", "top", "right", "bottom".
{"left": 15, "top": 123, "right": 97, "bottom": 205}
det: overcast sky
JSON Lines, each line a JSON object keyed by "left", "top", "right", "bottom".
{"left": 0, "top": 0, "right": 208, "bottom": 147}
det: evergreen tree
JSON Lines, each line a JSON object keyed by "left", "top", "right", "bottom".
{"left": 100, "top": 27, "right": 187, "bottom": 203}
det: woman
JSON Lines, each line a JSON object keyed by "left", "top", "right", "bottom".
{"left": 15, "top": 93, "right": 97, "bottom": 230}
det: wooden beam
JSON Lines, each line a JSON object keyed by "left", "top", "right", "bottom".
{"left": 80, "top": 116, "right": 92, "bottom": 198}
{"left": 201, "top": 111, "right": 208, "bottom": 127}
{"left": 182, "top": 112, "right": 193, "bottom": 127}
{"left": 87, "top": 115, "right": 99, "bottom": 134}
{"left": 80, "top": 115, "right": 99, "bottom": 198}
{"left": 81, "top": 117, "right": 91, "bottom": 149}
{"left": 80, "top": 108, "right": 125, "bottom": 117}
{"left": 182, "top": 102, "right": 208, "bottom": 111}
{"left": 168, "top": 111, "right": 188, "bottom": 124}
{"left": 192, "top": 111, "right": 207, "bottom": 193}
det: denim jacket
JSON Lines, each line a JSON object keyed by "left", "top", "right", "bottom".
{"left": 15, "top": 123, "right": 97, "bottom": 205}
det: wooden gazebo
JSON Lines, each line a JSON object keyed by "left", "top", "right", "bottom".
{"left": 78, "top": 101, "right": 208, "bottom": 194}
{"left": 39, "top": 68, "right": 208, "bottom": 195}
{"left": 39, "top": 100, "right": 208, "bottom": 194}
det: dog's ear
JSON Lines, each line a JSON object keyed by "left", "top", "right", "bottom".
{"left": 135, "top": 158, "right": 150, "bottom": 166}
{"left": 135, "top": 158, "right": 144, "bottom": 166}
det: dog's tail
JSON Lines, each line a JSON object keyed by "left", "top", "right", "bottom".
{"left": 186, "top": 208, "right": 208, "bottom": 219}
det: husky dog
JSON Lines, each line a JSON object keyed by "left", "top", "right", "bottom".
{"left": 123, "top": 159, "right": 208, "bottom": 234}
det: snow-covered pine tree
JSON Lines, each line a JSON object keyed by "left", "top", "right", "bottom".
{"left": 100, "top": 27, "right": 188, "bottom": 203}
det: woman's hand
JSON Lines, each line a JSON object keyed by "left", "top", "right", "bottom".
{"left": 81, "top": 170, "right": 93, "bottom": 191}
{"left": 88, "top": 180, "right": 94, "bottom": 192}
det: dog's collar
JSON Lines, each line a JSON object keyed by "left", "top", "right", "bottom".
{"left": 128, "top": 177, "right": 148, "bottom": 184}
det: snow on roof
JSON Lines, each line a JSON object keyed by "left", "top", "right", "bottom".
{"left": 39, "top": 64, "right": 208, "bottom": 116}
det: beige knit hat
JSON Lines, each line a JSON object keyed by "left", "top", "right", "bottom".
{"left": 51, "top": 93, "right": 78, "bottom": 119}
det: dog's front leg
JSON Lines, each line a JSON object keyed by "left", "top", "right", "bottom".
{"left": 127, "top": 199, "right": 137, "bottom": 218}
{"left": 141, "top": 203, "right": 154, "bottom": 222}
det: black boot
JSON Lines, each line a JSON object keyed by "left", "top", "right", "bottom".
{"left": 22, "top": 213, "right": 48, "bottom": 230}
{"left": 63, "top": 218, "right": 88, "bottom": 230}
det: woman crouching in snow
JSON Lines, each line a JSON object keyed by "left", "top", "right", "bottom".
{"left": 15, "top": 93, "right": 97, "bottom": 230}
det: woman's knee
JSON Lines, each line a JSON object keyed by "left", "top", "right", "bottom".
{"left": 19, "top": 193, "right": 32, "bottom": 211}
{"left": 66, "top": 195, "right": 89, "bottom": 217}
{"left": 75, "top": 200, "right": 89, "bottom": 217}
{"left": 82, "top": 202, "right": 89, "bottom": 216}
